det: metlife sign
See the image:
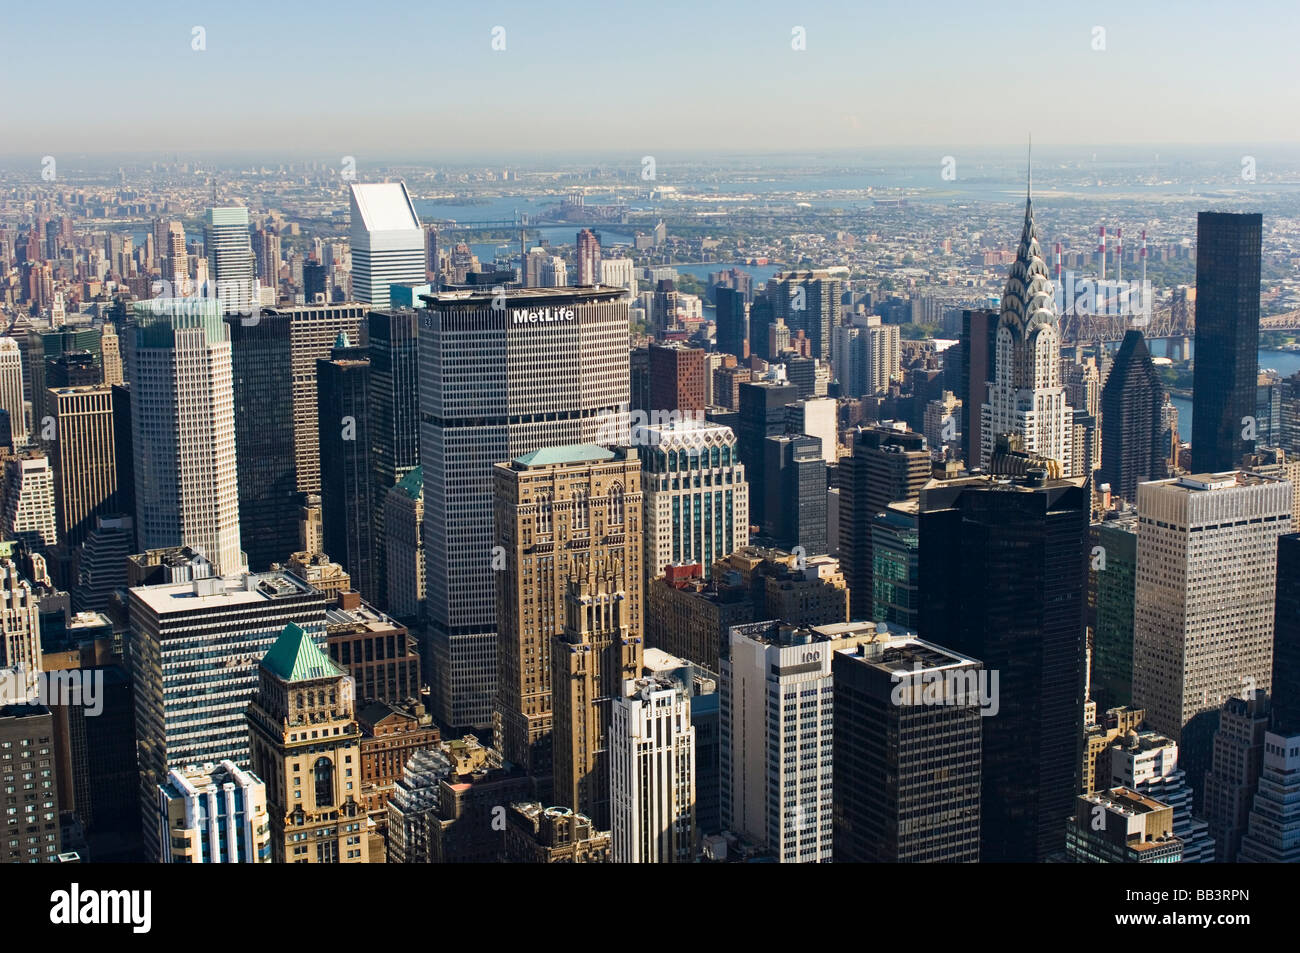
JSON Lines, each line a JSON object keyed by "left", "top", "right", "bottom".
{"left": 512, "top": 306, "right": 575, "bottom": 325}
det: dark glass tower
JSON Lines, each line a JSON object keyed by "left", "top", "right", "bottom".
{"left": 918, "top": 473, "right": 1089, "bottom": 862}
{"left": 715, "top": 286, "right": 749, "bottom": 362}
{"left": 1099, "top": 330, "right": 1167, "bottom": 502}
{"left": 367, "top": 309, "right": 421, "bottom": 609}
{"left": 735, "top": 373, "right": 799, "bottom": 529}
{"left": 837, "top": 425, "right": 929, "bottom": 620}
{"left": 317, "top": 337, "right": 375, "bottom": 600}
{"left": 1273, "top": 533, "right": 1300, "bottom": 734}
{"left": 762, "top": 433, "right": 827, "bottom": 555}
{"left": 958, "top": 309, "right": 998, "bottom": 468}
{"left": 1192, "top": 212, "right": 1261, "bottom": 472}
{"left": 228, "top": 314, "right": 299, "bottom": 570}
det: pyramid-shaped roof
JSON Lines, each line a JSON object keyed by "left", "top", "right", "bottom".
{"left": 260, "top": 623, "right": 344, "bottom": 683}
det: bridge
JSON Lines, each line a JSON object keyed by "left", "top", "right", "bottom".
{"left": 1060, "top": 305, "right": 1300, "bottom": 346}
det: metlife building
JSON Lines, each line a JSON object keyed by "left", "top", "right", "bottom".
{"left": 417, "top": 286, "right": 630, "bottom": 730}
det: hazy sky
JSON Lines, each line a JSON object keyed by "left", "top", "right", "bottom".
{"left": 6, "top": 0, "right": 1298, "bottom": 155}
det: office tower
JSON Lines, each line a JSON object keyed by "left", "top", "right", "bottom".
{"left": 522, "top": 248, "right": 550, "bottom": 289}
{"left": 1281, "top": 373, "right": 1300, "bottom": 455}
{"left": 256, "top": 228, "right": 282, "bottom": 291}
{"left": 504, "top": 802, "right": 611, "bottom": 862}
{"left": 317, "top": 337, "right": 376, "bottom": 602}
{"left": 0, "top": 704, "right": 61, "bottom": 863}
{"left": 610, "top": 674, "right": 696, "bottom": 862}
{"left": 247, "top": 304, "right": 367, "bottom": 496}
{"left": 647, "top": 343, "right": 708, "bottom": 417}
{"left": 1065, "top": 789, "right": 1183, "bottom": 862}
{"left": 1131, "top": 472, "right": 1292, "bottom": 792}
{"left": 723, "top": 620, "right": 885, "bottom": 863}
{"left": 833, "top": 630, "right": 983, "bottom": 862}
{"left": 1099, "top": 331, "right": 1167, "bottom": 502}
{"left": 0, "top": 560, "right": 42, "bottom": 701}
{"left": 552, "top": 569, "right": 643, "bottom": 828}
{"left": 0, "top": 337, "right": 26, "bottom": 446}
{"left": 747, "top": 294, "right": 774, "bottom": 361}
{"left": 869, "top": 501, "right": 920, "bottom": 628}
{"left": 838, "top": 424, "right": 929, "bottom": 619}
{"left": 247, "top": 623, "right": 370, "bottom": 864}
{"left": 1091, "top": 513, "right": 1138, "bottom": 712}
{"left": 347, "top": 182, "right": 424, "bottom": 308}
{"left": 126, "top": 299, "right": 242, "bottom": 576}
{"left": 129, "top": 571, "right": 329, "bottom": 859}
{"left": 715, "top": 287, "right": 749, "bottom": 361}
{"left": 1235, "top": 729, "right": 1300, "bottom": 861}
{"left": 4, "top": 451, "right": 57, "bottom": 553}
{"left": 493, "top": 444, "right": 642, "bottom": 777}
{"left": 45, "top": 351, "right": 99, "bottom": 398}
{"left": 160, "top": 220, "right": 187, "bottom": 290}
{"left": 918, "top": 472, "right": 1089, "bottom": 862}
{"left": 768, "top": 271, "right": 842, "bottom": 361}
{"left": 783, "top": 356, "right": 827, "bottom": 399}
{"left": 367, "top": 309, "right": 421, "bottom": 606}
{"left": 302, "top": 262, "right": 326, "bottom": 304}
{"left": 47, "top": 385, "right": 117, "bottom": 549}
{"left": 1082, "top": 706, "right": 1147, "bottom": 794}
{"left": 1107, "top": 730, "right": 1216, "bottom": 862}
{"left": 1274, "top": 534, "right": 1300, "bottom": 732}
{"left": 72, "top": 515, "right": 133, "bottom": 612}
{"left": 980, "top": 189, "right": 1074, "bottom": 472}
{"left": 1192, "top": 212, "right": 1262, "bottom": 472}
{"left": 226, "top": 313, "right": 297, "bottom": 570}
{"left": 419, "top": 287, "right": 629, "bottom": 731}
{"left": 785, "top": 398, "right": 836, "bottom": 466}
{"left": 384, "top": 467, "right": 424, "bottom": 622}
{"left": 639, "top": 648, "right": 720, "bottom": 835}
{"left": 576, "top": 229, "right": 600, "bottom": 286}
{"left": 763, "top": 434, "right": 827, "bottom": 556}
{"left": 834, "top": 315, "right": 900, "bottom": 398}
{"left": 157, "top": 761, "right": 270, "bottom": 863}
{"left": 736, "top": 366, "right": 799, "bottom": 531}
{"left": 924, "top": 390, "right": 962, "bottom": 458}
{"left": 1203, "top": 692, "right": 1271, "bottom": 860}
{"left": 386, "top": 736, "right": 530, "bottom": 863}
{"left": 325, "top": 591, "right": 423, "bottom": 707}
{"left": 636, "top": 419, "right": 747, "bottom": 580}
{"left": 99, "top": 324, "right": 122, "bottom": 387}
{"left": 423, "top": 224, "right": 440, "bottom": 284}
{"left": 204, "top": 207, "right": 256, "bottom": 316}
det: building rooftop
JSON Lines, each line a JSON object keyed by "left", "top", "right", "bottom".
{"left": 129, "top": 571, "right": 316, "bottom": 616}
{"left": 348, "top": 182, "right": 420, "bottom": 233}
{"left": 260, "top": 622, "right": 345, "bottom": 683}
{"left": 512, "top": 444, "right": 617, "bottom": 468}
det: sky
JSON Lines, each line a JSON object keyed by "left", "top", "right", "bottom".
{"left": 4, "top": 0, "right": 1299, "bottom": 156}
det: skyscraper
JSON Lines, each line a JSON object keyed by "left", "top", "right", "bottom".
{"left": 1202, "top": 692, "right": 1271, "bottom": 861}
{"left": 367, "top": 309, "right": 421, "bottom": 606}
{"left": 1091, "top": 512, "right": 1139, "bottom": 713}
{"left": 736, "top": 366, "right": 799, "bottom": 531}
{"left": 576, "top": 228, "right": 600, "bottom": 286}
{"left": 157, "top": 762, "right": 270, "bottom": 863}
{"left": 419, "top": 287, "right": 630, "bottom": 730}
{"left": 1192, "top": 212, "right": 1262, "bottom": 472}
{"left": 349, "top": 182, "right": 425, "bottom": 308}
{"left": 126, "top": 298, "right": 242, "bottom": 576}
{"left": 635, "top": 419, "right": 748, "bottom": 580}
{"left": 227, "top": 312, "right": 298, "bottom": 570}
{"left": 204, "top": 207, "right": 257, "bottom": 317}
{"left": 247, "top": 622, "right": 370, "bottom": 864}
{"left": 3, "top": 450, "right": 57, "bottom": 553}
{"left": 958, "top": 310, "right": 998, "bottom": 467}
{"left": 0, "top": 559, "right": 42, "bottom": 702}
{"left": 317, "top": 335, "right": 376, "bottom": 602}
{"left": 0, "top": 337, "right": 26, "bottom": 446}
{"left": 763, "top": 434, "right": 827, "bottom": 556}
{"left": 1100, "top": 330, "right": 1168, "bottom": 502}
{"left": 47, "top": 385, "right": 118, "bottom": 548}
{"left": 1274, "top": 534, "right": 1300, "bottom": 734}
{"left": 832, "top": 629, "right": 983, "bottom": 862}
{"left": 715, "top": 287, "right": 749, "bottom": 361}
{"left": 837, "top": 424, "right": 929, "bottom": 619}
{"left": 767, "top": 271, "right": 842, "bottom": 361}
{"left": 647, "top": 343, "right": 708, "bottom": 417}
{"left": 493, "top": 444, "right": 643, "bottom": 778}
{"left": 552, "top": 570, "right": 643, "bottom": 828}
{"left": 610, "top": 674, "right": 696, "bottom": 862}
{"left": 100, "top": 323, "right": 123, "bottom": 387}
{"left": 384, "top": 467, "right": 425, "bottom": 622}
{"left": 1131, "top": 472, "right": 1292, "bottom": 793}
{"left": 918, "top": 472, "right": 1089, "bottom": 862}
{"left": 981, "top": 187, "right": 1074, "bottom": 473}
{"left": 0, "top": 704, "right": 61, "bottom": 864}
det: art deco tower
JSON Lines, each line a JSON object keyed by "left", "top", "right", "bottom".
{"left": 981, "top": 171, "right": 1074, "bottom": 473}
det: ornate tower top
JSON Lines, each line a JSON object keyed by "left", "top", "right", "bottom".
{"left": 1000, "top": 142, "right": 1057, "bottom": 338}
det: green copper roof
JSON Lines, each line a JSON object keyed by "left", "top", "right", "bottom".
{"left": 513, "top": 444, "right": 616, "bottom": 468}
{"left": 260, "top": 623, "right": 344, "bottom": 683}
{"left": 394, "top": 466, "right": 422, "bottom": 499}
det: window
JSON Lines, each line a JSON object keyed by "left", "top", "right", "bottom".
{"left": 314, "top": 757, "right": 335, "bottom": 807}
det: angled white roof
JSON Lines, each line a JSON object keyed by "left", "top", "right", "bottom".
{"left": 349, "top": 182, "right": 421, "bottom": 233}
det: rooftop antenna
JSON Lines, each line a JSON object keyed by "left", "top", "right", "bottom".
{"left": 1027, "top": 134, "right": 1032, "bottom": 198}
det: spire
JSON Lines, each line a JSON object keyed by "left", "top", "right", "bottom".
{"left": 1027, "top": 134, "right": 1032, "bottom": 199}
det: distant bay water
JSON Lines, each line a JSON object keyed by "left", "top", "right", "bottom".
{"left": 1167, "top": 348, "right": 1300, "bottom": 441}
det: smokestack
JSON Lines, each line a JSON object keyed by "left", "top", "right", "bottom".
{"left": 1098, "top": 226, "right": 1107, "bottom": 281}
{"left": 1116, "top": 228, "right": 1123, "bottom": 282}
{"left": 1140, "top": 229, "right": 1147, "bottom": 286}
